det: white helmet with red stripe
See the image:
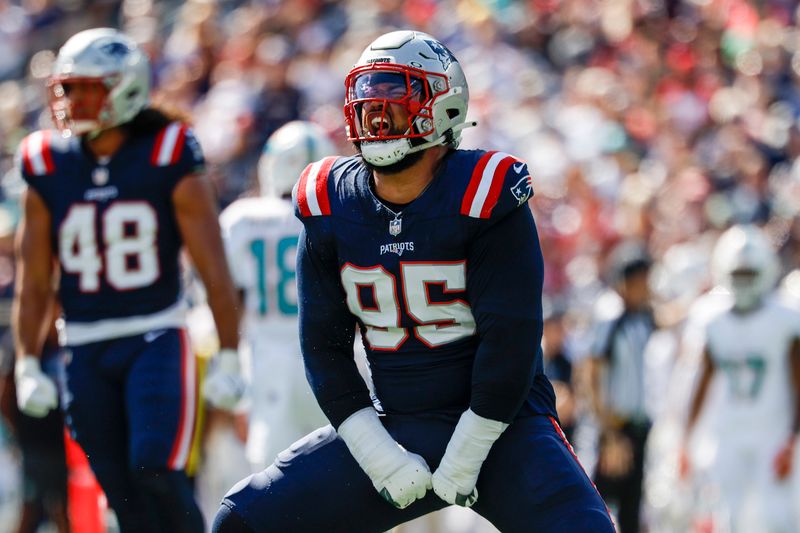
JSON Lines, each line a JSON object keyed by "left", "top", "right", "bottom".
{"left": 258, "top": 121, "right": 336, "bottom": 198}
{"left": 344, "top": 30, "right": 476, "bottom": 166}
{"left": 48, "top": 28, "right": 150, "bottom": 137}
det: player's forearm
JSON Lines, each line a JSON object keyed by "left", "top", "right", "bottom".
{"left": 299, "top": 306, "right": 370, "bottom": 426}
{"left": 789, "top": 338, "right": 800, "bottom": 436}
{"left": 13, "top": 189, "right": 54, "bottom": 360}
{"left": 12, "top": 285, "right": 55, "bottom": 359}
{"left": 300, "top": 328, "right": 372, "bottom": 428}
{"left": 203, "top": 278, "right": 240, "bottom": 349}
{"left": 685, "top": 354, "right": 714, "bottom": 438}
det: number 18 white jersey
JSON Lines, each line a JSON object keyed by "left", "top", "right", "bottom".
{"left": 220, "top": 196, "right": 301, "bottom": 346}
{"left": 220, "top": 195, "right": 327, "bottom": 468}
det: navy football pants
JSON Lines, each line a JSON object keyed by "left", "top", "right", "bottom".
{"left": 214, "top": 414, "right": 614, "bottom": 532}
{"left": 63, "top": 329, "right": 203, "bottom": 533}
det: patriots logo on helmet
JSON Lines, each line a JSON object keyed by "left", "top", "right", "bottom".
{"left": 510, "top": 175, "right": 533, "bottom": 205}
{"left": 100, "top": 41, "right": 130, "bottom": 59}
{"left": 423, "top": 39, "right": 456, "bottom": 71}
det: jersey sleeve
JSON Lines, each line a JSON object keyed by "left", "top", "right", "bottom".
{"left": 459, "top": 151, "right": 533, "bottom": 224}
{"left": 466, "top": 205, "right": 548, "bottom": 423}
{"left": 296, "top": 220, "right": 373, "bottom": 427}
{"left": 292, "top": 156, "right": 338, "bottom": 218}
{"left": 15, "top": 131, "right": 58, "bottom": 201}
{"left": 150, "top": 123, "right": 206, "bottom": 191}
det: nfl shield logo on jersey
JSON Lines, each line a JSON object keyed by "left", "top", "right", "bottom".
{"left": 389, "top": 217, "right": 402, "bottom": 236}
{"left": 92, "top": 166, "right": 109, "bottom": 186}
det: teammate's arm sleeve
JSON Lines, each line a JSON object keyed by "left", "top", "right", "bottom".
{"left": 466, "top": 206, "right": 545, "bottom": 424}
{"left": 297, "top": 224, "right": 372, "bottom": 428}
{"left": 685, "top": 346, "right": 715, "bottom": 437}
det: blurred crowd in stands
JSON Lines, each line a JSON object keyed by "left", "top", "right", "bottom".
{"left": 2, "top": 0, "right": 800, "bottom": 531}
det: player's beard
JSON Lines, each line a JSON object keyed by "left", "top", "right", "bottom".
{"left": 354, "top": 140, "right": 426, "bottom": 175}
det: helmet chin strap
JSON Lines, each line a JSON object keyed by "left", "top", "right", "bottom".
{"left": 406, "top": 121, "right": 478, "bottom": 155}
{"left": 362, "top": 120, "right": 478, "bottom": 166}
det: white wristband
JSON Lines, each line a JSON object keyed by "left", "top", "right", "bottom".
{"left": 438, "top": 409, "right": 509, "bottom": 489}
{"left": 337, "top": 407, "right": 407, "bottom": 482}
{"left": 15, "top": 355, "right": 42, "bottom": 379}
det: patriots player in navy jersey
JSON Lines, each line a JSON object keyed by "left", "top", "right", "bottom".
{"left": 12, "top": 28, "right": 245, "bottom": 532}
{"left": 214, "top": 31, "right": 614, "bottom": 533}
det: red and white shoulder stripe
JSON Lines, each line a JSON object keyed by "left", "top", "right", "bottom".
{"left": 151, "top": 122, "right": 188, "bottom": 167}
{"left": 460, "top": 151, "right": 520, "bottom": 219}
{"left": 20, "top": 130, "right": 56, "bottom": 176}
{"left": 296, "top": 156, "right": 338, "bottom": 217}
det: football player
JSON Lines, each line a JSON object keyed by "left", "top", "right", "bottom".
{"left": 213, "top": 30, "right": 614, "bottom": 532}
{"left": 12, "top": 28, "right": 245, "bottom": 532}
{"left": 681, "top": 224, "right": 800, "bottom": 532}
{"left": 219, "top": 121, "right": 333, "bottom": 470}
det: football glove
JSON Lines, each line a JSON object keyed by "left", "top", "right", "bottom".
{"left": 338, "top": 407, "right": 431, "bottom": 509}
{"left": 202, "top": 349, "right": 246, "bottom": 411}
{"left": 432, "top": 409, "right": 508, "bottom": 507}
{"left": 15, "top": 355, "right": 58, "bottom": 418}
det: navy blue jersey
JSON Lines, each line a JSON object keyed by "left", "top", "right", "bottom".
{"left": 294, "top": 151, "right": 556, "bottom": 427}
{"left": 16, "top": 124, "right": 203, "bottom": 323}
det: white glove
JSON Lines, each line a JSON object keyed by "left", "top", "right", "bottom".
{"left": 14, "top": 355, "right": 58, "bottom": 418}
{"left": 202, "top": 349, "right": 245, "bottom": 411}
{"left": 432, "top": 409, "right": 508, "bottom": 507}
{"left": 338, "top": 407, "right": 431, "bottom": 509}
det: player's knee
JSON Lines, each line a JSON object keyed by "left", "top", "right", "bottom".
{"left": 274, "top": 424, "right": 336, "bottom": 466}
{"left": 213, "top": 504, "right": 255, "bottom": 533}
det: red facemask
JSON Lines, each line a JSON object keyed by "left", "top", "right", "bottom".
{"left": 343, "top": 63, "right": 448, "bottom": 143}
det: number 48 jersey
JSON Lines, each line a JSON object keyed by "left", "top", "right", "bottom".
{"left": 294, "top": 151, "right": 557, "bottom": 427}
{"left": 16, "top": 125, "right": 204, "bottom": 343}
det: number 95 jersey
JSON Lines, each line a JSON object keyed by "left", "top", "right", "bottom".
{"left": 16, "top": 125, "right": 203, "bottom": 341}
{"left": 294, "top": 151, "right": 556, "bottom": 427}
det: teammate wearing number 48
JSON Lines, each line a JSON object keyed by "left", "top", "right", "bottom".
{"left": 13, "top": 28, "right": 244, "bottom": 532}
{"left": 214, "top": 30, "right": 613, "bottom": 533}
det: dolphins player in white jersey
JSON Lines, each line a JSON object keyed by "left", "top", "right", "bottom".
{"left": 681, "top": 224, "right": 800, "bottom": 532}
{"left": 219, "top": 121, "right": 335, "bottom": 469}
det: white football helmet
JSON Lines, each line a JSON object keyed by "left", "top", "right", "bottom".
{"left": 258, "top": 121, "right": 336, "bottom": 198}
{"left": 344, "top": 30, "right": 476, "bottom": 166}
{"left": 711, "top": 224, "right": 780, "bottom": 311}
{"left": 48, "top": 28, "right": 150, "bottom": 137}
